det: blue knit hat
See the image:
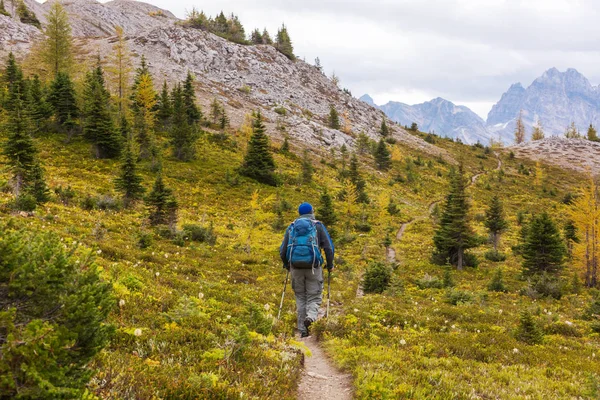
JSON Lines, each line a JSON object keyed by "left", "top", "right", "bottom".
{"left": 298, "top": 202, "right": 313, "bottom": 215}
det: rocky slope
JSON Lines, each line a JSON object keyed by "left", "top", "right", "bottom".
{"left": 510, "top": 136, "right": 600, "bottom": 174}
{"left": 0, "top": 0, "right": 448, "bottom": 159}
{"left": 487, "top": 68, "right": 600, "bottom": 143}
{"left": 362, "top": 95, "right": 490, "bottom": 144}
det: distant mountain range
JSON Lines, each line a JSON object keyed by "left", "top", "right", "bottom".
{"left": 362, "top": 68, "right": 600, "bottom": 145}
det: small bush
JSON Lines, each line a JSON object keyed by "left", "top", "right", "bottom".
{"left": 584, "top": 297, "right": 600, "bottom": 320}
{"left": 515, "top": 310, "right": 544, "bottom": 344}
{"left": 385, "top": 274, "right": 404, "bottom": 296}
{"left": 443, "top": 268, "right": 455, "bottom": 288}
{"left": 183, "top": 223, "right": 217, "bottom": 245}
{"left": 54, "top": 185, "right": 76, "bottom": 205}
{"left": 363, "top": 262, "right": 392, "bottom": 294}
{"left": 520, "top": 275, "right": 563, "bottom": 300}
{"left": 80, "top": 195, "right": 97, "bottom": 210}
{"left": 416, "top": 273, "right": 443, "bottom": 289}
{"left": 137, "top": 231, "right": 153, "bottom": 249}
{"left": 544, "top": 321, "right": 581, "bottom": 337}
{"left": 120, "top": 275, "right": 145, "bottom": 292}
{"left": 485, "top": 249, "right": 507, "bottom": 262}
{"left": 445, "top": 289, "right": 473, "bottom": 305}
{"left": 487, "top": 268, "right": 507, "bottom": 292}
{"left": 463, "top": 252, "right": 479, "bottom": 268}
{"left": 96, "top": 195, "right": 121, "bottom": 211}
{"left": 13, "top": 193, "right": 37, "bottom": 211}
{"left": 354, "top": 222, "right": 372, "bottom": 232}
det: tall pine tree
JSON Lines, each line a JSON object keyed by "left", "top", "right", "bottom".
{"left": 374, "top": 138, "right": 391, "bottom": 171}
{"left": 349, "top": 153, "right": 369, "bottom": 203}
{"left": 380, "top": 118, "right": 390, "bottom": 136}
{"left": 156, "top": 80, "right": 172, "bottom": 129}
{"left": 169, "top": 83, "right": 197, "bottom": 161}
{"left": 48, "top": 72, "right": 78, "bottom": 131}
{"left": 317, "top": 191, "right": 337, "bottom": 226}
{"left": 275, "top": 24, "right": 294, "bottom": 60}
{"left": 484, "top": 195, "right": 508, "bottom": 251}
{"left": 82, "top": 65, "right": 122, "bottom": 158}
{"left": 115, "top": 140, "right": 145, "bottom": 207}
{"left": 182, "top": 72, "right": 202, "bottom": 125}
{"left": 587, "top": 124, "right": 598, "bottom": 141}
{"left": 521, "top": 212, "right": 566, "bottom": 275}
{"left": 240, "top": 111, "right": 278, "bottom": 186}
{"left": 433, "top": 165, "right": 478, "bottom": 269}
{"left": 26, "top": 74, "right": 52, "bottom": 134}
{"left": 145, "top": 171, "right": 178, "bottom": 229}
{"left": 131, "top": 72, "right": 157, "bottom": 159}
{"left": 328, "top": 104, "right": 340, "bottom": 130}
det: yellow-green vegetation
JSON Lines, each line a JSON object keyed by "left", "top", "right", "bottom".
{"left": 3, "top": 111, "right": 599, "bottom": 398}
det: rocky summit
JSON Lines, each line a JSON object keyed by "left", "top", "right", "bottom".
{"left": 0, "top": 0, "right": 447, "bottom": 159}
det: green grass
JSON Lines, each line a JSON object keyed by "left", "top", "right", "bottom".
{"left": 2, "top": 128, "right": 599, "bottom": 398}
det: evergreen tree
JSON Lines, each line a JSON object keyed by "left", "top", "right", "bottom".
{"left": 374, "top": 138, "right": 391, "bottom": 171}
{"left": 17, "top": 0, "right": 40, "bottom": 28}
{"left": 115, "top": 140, "right": 145, "bottom": 207}
{"left": 156, "top": 80, "right": 172, "bottom": 128}
{"left": 48, "top": 72, "right": 78, "bottom": 131}
{"left": 531, "top": 122, "right": 545, "bottom": 141}
{"left": 250, "top": 28, "right": 263, "bottom": 44}
{"left": 2, "top": 86, "right": 37, "bottom": 198}
{"left": 587, "top": 124, "right": 598, "bottom": 141}
{"left": 41, "top": 2, "right": 73, "bottom": 76}
{"left": 182, "top": 71, "right": 202, "bottom": 125}
{"left": 380, "top": 118, "right": 390, "bottom": 136}
{"left": 239, "top": 111, "right": 278, "bottom": 186}
{"left": 145, "top": 171, "right": 178, "bottom": 228}
{"left": 410, "top": 122, "right": 419, "bottom": 131}
{"left": 349, "top": 153, "right": 369, "bottom": 203}
{"left": 3, "top": 53, "right": 26, "bottom": 111}
{"left": 129, "top": 55, "right": 150, "bottom": 113}
{"left": 169, "top": 84, "right": 197, "bottom": 161}
{"left": 280, "top": 135, "right": 290, "bottom": 153}
{"left": 301, "top": 149, "right": 313, "bottom": 184}
{"left": 328, "top": 104, "right": 340, "bottom": 130}
{"left": 564, "top": 220, "right": 579, "bottom": 259}
{"left": 275, "top": 24, "right": 295, "bottom": 60}
{"left": 219, "top": 108, "right": 229, "bottom": 130}
{"left": 27, "top": 162, "right": 50, "bottom": 204}
{"left": 262, "top": 28, "right": 273, "bottom": 44}
{"left": 515, "top": 310, "right": 544, "bottom": 344}
{"left": 317, "top": 190, "right": 337, "bottom": 226}
{"left": 487, "top": 268, "right": 507, "bottom": 292}
{"left": 26, "top": 74, "right": 52, "bottom": 134}
{"left": 210, "top": 98, "right": 222, "bottom": 124}
{"left": 521, "top": 212, "right": 566, "bottom": 275}
{"left": 82, "top": 65, "right": 122, "bottom": 158}
{"left": 565, "top": 121, "right": 581, "bottom": 139}
{"left": 433, "top": 165, "right": 478, "bottom": 269}
{"left": 119, "top": 114, "right": 132, "bottom": 140}
{"left": 514, "top": 110, "right": 526, "bottom": 144}
{"left": 0, "top": 224, "right": 114, "bottom": 398}
{"left": 0, "top": 0, "right": 9, "bottom": 16}
{"left": 484, "top": 195, "right": 508, "bottom": 251}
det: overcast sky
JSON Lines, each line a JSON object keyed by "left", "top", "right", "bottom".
{"left": 134, "top": 0, "right": 600, "bottom": 119}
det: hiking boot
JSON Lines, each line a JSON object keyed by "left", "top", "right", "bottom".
{"left": 300, "top": 330, "right": 310, "bottom": 338}
{"left": 303, "top": 317, "right": 314, "bottom": 334}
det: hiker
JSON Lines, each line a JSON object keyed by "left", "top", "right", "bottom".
{"left": 280, "top": 202, "right": 334, "bottom": 337}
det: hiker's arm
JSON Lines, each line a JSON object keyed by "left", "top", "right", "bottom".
{"left": 318, "top": 223, "right": 335, "bottom": 269}
{"left": 279, "top": 228, "right": 290, "bottom": 268}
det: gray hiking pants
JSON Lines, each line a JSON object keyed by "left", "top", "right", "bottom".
{"left": 291, "top": 265, "right": 323, "bottom": 334}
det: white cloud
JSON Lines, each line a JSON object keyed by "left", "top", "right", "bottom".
{"left": 130, "top": 0, "right": 600, "bottom": 119}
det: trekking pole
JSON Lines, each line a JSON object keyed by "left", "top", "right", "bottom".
{"left": 277, "top": 270, "right": 290, "bottom": 321}
{"left": 326, "top": 269, "right": 331, "bottom": 318}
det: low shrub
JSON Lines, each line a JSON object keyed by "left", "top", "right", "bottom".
{"left": 183, "top": 223, "right": 217, "bottom": 245}
{"left": 515, "top": 310, "right": 544, "bottom": 344}
{"left": 485, "top": 249, "right": 507, "bottom": 262}
{"left": 363, "top": 262, "right": 391, "bottom": 294}
{"left": 487, "top": 268, "right": 507, "bottom": 292}
{"left": 445, "top": 288, "right": 473, "bottom": 305}
{"left": 416, "top": 273, "right": 443, "bottom": 289}
{"left": 13, "top": 193, "right": 37, "bottom": 212}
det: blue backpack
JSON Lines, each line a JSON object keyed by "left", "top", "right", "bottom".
{"left": 286, "top": 218, "right": 324, "bottom": 269}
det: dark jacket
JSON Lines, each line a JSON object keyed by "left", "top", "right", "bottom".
{"left": 279, "top": 213, "right": 335, "bottom": 269}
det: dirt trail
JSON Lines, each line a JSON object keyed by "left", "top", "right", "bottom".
{"left": 298, "top": 336, "right": 353, "bottom": 400}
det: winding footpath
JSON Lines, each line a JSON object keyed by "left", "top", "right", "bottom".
{"left": 297, "top": 154, "right": 503, "bottom": 400}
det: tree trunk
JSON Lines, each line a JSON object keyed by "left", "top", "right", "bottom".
{"left": 457, "top": 247, "right": 464, "bottom": 270}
